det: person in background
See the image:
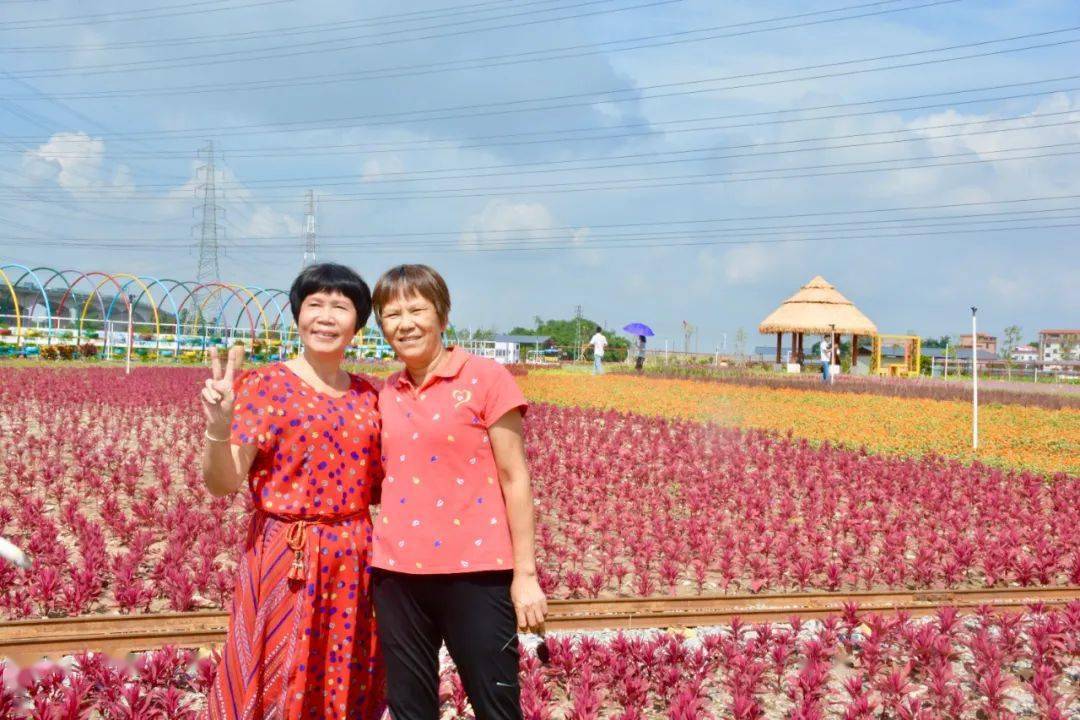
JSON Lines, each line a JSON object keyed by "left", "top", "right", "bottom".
{"left": 820, "top": 335, "right": 832, "bottom": 384}
{"left": 369, "top": 264, "right": 546, "bottom": 720}
{"left": 588, "top": 326, "right": 608, "bottom": 375}
{"left": 635, "top": 334, "right": 647, "bottom": 373}
{"left": 200, "top": 263, "right": 385, "bottom": 720}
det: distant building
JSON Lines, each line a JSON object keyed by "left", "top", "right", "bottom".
{"left": 491, "top": 334, "right": 554, "bottom": 364}
{"left": 1010, "top": 345, "right": 1039, "bottom": 363}
{"left": 1039, "top": 329, "right": 1080, "bottom": 363}
{"left": 959, "top": 333, "right": 997, "bottom": 354}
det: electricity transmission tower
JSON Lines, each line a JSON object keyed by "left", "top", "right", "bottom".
{"left": 302, "top": 189, "right": 317, "bottom": 267}
{"left": 194, "top": 141, "right": 224, "bottom": 329}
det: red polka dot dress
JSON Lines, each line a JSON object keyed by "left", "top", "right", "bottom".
{"left": 206, "top": 363, "right": 385, "bottom": 720}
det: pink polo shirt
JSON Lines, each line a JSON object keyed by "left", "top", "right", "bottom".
{"left": 372, "top": 347, "right": 527, "bottom": 574}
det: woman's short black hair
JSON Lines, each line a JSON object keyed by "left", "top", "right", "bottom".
{"left": 289, "top": 263, "right": 372, "bottom": 332}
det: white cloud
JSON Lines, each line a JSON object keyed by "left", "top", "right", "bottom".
{"left": 22, "top": 132, "right": 132, "bottom": 194}
{"left": 722, "top": 243, "right": 772, "bottom": 284}
{"left": 988, "top": 274, "right": 1023, "bottom": 303}
{"left": 460, "top": 199, "right": 559, "bottom": 250}
{"left": 243, "top": 205, "right": 302, "bottom": 238}
{"left": 361, "top": 155, "right": 404, "bottom": 182}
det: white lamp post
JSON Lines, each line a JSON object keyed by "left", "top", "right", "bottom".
{"left": 971, "top": 307, "right": 978, "bottom": 450}
{"left": 126, "top": 294, "right": 135, "bottom": 376}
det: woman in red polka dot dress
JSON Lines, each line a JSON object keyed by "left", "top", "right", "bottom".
{"left": 199, "top": 264, "right": 386, "bottom": 720}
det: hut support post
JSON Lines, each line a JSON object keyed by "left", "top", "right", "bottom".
{"left": 789, "top": 332, "right": 797, "bottom": 364}
{"left": 775, "top": 333, "right": 781, "bottom": 364}
{"left": 852, "top": 334, "right": 859, "bottom": 368}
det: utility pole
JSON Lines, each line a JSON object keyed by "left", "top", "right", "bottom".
{"left": 195, "top": 141, "right": 223, "bottom": 332}
{"left": 573, "top": 305, "right": 583, "bottom": 362}
{"left": 682, "top": 320, "right": 695, "bottom": 355}
{"left": 302, "top": 189, "right": 318, "bottom": 267}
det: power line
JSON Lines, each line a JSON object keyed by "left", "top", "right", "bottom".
{"left": 2, "top": 0, "right": 947, "bottom": 80}
{"left": 7, "top": 206, "right": 1080, "bottom": 248}
{"left": 33, "top": 111, "right": 1070, "bottom": 190}
{"left": 3, "top": 23, "right": 1074, "bottom": 108}
{"left": 0, "top": 0, "right": 297, "bottom": 31}
{"left": 5, "top": 221, "right": 1077, "bottom": 254}
{"left": 8, "top": 190, "right": 1078, "bottom": 238}
{"left": 6, "top": 141, "right": 1074, "bottom": 202}
{"left": 7, "top": 77, "right": 1076, "bottom": 160}
{"left": 0, "top": 0, "right": 574, "bottom": 50}
{"left": 2, "top": 0, "right": 683, "bottom": 77}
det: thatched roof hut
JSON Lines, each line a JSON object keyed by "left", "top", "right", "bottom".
{"left": 759, "top": 276, "right": 877, "bottom": 365}
{"left": 759, "top": 275, "right": 877, "bottom": 336}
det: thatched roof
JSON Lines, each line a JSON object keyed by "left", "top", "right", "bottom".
{"left": 758, "top": 275, "right": 877, "bottom": 335}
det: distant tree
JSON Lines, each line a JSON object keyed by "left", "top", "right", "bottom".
{"left": 1001, "top": 325, "right": 1023, "bottom": 359}
{"left": 511, "top": 316, "right": 628, "bottom": 360}
{"left": 473, "top": 327, "right": 496, "bottom": 341}
{"left": 1061, "top": 335, "right": 1079, "bottom": 362}
{"left": 1002, "top": 324, "right": 1023, "bottom": 379}
{"left": 734, "top": 327, "right": 747, "bottom": 360}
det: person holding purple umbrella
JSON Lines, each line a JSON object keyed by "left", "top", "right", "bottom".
{"left": 634, "top": 335, "right": 646, "bottom": 372}
{"left": 622, "top": 323, "right": 654, "bottom": 373}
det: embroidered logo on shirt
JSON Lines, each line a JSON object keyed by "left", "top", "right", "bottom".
{"left": 452, "top": 389, "right": 472, "bottom": 408}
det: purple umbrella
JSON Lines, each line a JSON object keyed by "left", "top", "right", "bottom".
{"left": 622, "top": 323, "right": 654, "bottom": 337}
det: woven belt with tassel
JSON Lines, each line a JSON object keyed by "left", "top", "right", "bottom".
{"left": 278, "top": 512, "right": 366, "bottom": 584}
{"left": 285, "top": 520, "right": 309, "bottom": 583}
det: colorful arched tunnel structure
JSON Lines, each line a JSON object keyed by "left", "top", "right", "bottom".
{"left": 0, "top": 264, "right": 386, "bottom": 360}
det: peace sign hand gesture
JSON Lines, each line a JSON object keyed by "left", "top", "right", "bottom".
{"left": 201, "top": 345, "right": 245, "bottom": 435}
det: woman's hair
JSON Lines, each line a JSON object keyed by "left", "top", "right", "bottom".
{"left": 289, "top": 263, "right": 372, "bottom": 332}
{"left": 372, "top": 264, "right": 451, "bottom": 325}
{"left": 639, "top": 335, "right": 646, "bottom": 343}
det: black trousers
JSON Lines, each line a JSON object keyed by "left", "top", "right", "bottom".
{"left": 372, "top": 569, "right": 521, "bottom": 720}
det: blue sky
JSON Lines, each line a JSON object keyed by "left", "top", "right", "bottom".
{"left": 0, "top": 0, "right": 1077, "bottom": 350}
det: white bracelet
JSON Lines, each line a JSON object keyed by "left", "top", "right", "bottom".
{"left": 205, "top": 428, "right": 231, "bottom": 443}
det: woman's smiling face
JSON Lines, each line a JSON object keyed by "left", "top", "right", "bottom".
{"left": 298, "top": 290, "right": 357, "bottom": 356}
{"left": 379, "top": 291, "right": 446, "bottom": 365}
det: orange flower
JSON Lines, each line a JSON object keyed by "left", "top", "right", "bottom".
{"left": 518, "top": 371, "right": 1079, "bottom": 475}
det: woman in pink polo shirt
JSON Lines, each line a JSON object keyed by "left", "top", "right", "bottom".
{"left": 369, "top": 264, "right": 546, "bottom": 720}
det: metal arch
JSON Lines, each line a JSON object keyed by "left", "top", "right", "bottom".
{"left": 13, "top": 266, "right": 71, "bottom": 307}
{"left": 53, "top": 271, "right": 133, "bottom": 350}
{"left": 173, "top": 283, "right": 260, "bottom": 350}
{"left": 1, "top": 264, "right": 52, "bottom": 323}
{"left": 156, "top": 279, "right": 200, "bottom": 326}
{"left": 94, "top": 275, "right": 171, "bottom": 357}
{"left": 0, "top": 268, "right": 22, "bottom": 344}
{"left": 103, "top": 275, "right": 181, "bottom": 339}
{"left": 263, "top": 288, "right": 296, "bottom": 337}
{"left": 155, "top": 279, "right": 204, "bottom": 358}
{"left": 234, "top": 286, "right": 290, "bottom": 338}
{"left": 209, "top": 283, "right": 272, "bottom": 343}
{"left": 80, "top": 274, "right": 161, "bottom": 347}
{"left": 31, "top": 268, "right": 107, "bottom": 331}
{"left": 53, "top": 271, "right": 121, "bottom": 329}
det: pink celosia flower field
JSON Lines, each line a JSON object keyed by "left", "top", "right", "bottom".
{"left": 0, "top": 367, "right": 1078, "bottom": 620}
{"left": 1, "top": 604, "right": 1077, "bottom": 718}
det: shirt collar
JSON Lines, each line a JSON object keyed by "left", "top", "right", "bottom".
{"left": 393, "top": 346, "right": 468, "bottom": 390}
